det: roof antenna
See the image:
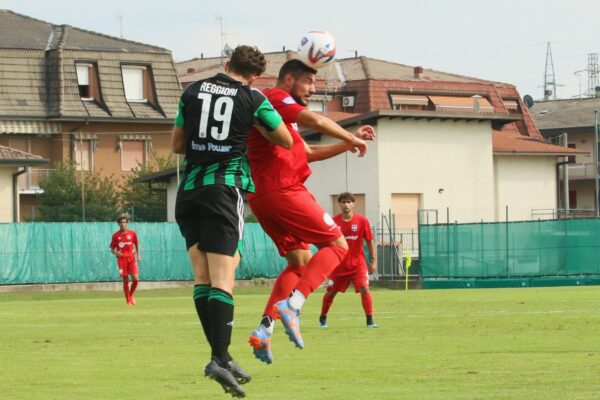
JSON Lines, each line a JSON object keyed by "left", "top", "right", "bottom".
{"left": 113, "top": 14, "right": 123, "bottom": 39}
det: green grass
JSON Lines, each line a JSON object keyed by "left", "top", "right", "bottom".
{"left": 1, "top": 285, "right": 600, "bottom": 399}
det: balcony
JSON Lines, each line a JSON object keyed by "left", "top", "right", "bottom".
{"left": 567, "top": 162, "right": 600, "bottom": 180}
{"left": 17, "top": 168, "right": 53, "bottom": 193}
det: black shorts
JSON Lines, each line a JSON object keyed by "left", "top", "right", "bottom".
{"left": 175, "top": 185, "right": 245, "bottom": 256}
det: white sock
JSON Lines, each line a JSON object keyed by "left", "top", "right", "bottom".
{"left": 287, "top": 289, "right": 306, "bottom": 310}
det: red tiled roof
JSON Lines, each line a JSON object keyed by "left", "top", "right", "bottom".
{"left": 0, "top": 144, "right": 47, "bottom": 164}
{"left": 492, "top": 131, "right": 584, "bottom": 155}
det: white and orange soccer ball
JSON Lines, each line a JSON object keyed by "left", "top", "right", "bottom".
{"left": 296, "top": 30, "right": 336, "bottom": 70}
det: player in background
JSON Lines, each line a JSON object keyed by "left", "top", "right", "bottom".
{"left": 171, "top": 45, "right": 292, "bottom": 398}
{"left": 247, "top": 59, "right": 376, "bottom": 364}
{"left": 109, "top": 214, "right": 141, "bottom": 306}
{"left": 319, "top": 192, "right": 378, "bottom": 328}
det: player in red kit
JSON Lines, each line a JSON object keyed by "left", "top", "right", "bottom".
{"left": 110, "top": 214, "right": 141, "bottom": 305}
{"left": 247, "top": 59, "right": 376, "bottom": 364}
{"left": 319, "top": 192, "right": 378, "bottom": 328}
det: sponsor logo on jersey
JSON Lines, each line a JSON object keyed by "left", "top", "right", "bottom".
{"left": 345, "top": 235, "right": 359, "bottom": 241}
{"left": 192, "top": 140, "right": 232, "bottom": 153}
{"left": 291, "top": 122, "right": 299, "bottom": 132}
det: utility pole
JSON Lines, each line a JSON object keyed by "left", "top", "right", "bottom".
{"left": 595, "top": 111, "right": 599, "bottom": 217}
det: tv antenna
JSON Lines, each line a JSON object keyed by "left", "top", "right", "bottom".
{"left": 114, "top": 14, "right": 123, "bottom": 38}
{"left": 216, "top": 15, "right": 226, "bottom": 65}
{"left": 586, "top": 53, "right": 599, "bottom": 98}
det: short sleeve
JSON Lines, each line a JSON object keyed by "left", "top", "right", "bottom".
{"left": 174, "top": 98, "right": 185, "bottom": 128}
{"left": 109, "top": 234, "right": 117, "bottom": 250}
{"left": 271, "top": 92, "right": 304, "bottom": 122}
{"left": 363, "top": 217, "right": 373, "bottom": 241}
{"left": 253, "top": 95, "right": 283, "bottom": 131}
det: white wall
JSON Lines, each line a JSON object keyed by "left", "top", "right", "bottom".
{"left": 376, "top": 118, "right": 495, "bottom": 223}
{"left": 494, "top": 155, "right": 557, "bottom": 221}
{"left": 305, "top": 128, "right": 380, "bottom": 224}
{"left": 166, "top": 176, "right": 178, "bottom": 222}
{"left": 0, "top": 168, "right": 17, "bottom": 223}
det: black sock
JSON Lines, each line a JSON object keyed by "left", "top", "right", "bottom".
{"left": 193, "top": 284, "right": 212, "bottom": 345}
{"left": 319, "top": 315, "right": 327, "bottom": 324}
{"left": 366, "top": 315, "right": 374, "bottom": 325}
{"left": 260, "top": 315, "right": 273, "bottom": 328}
{"left": 208, "top": 288, "right": 234, "bottom": 366}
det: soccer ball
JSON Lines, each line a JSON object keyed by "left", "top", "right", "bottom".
{"left": 296, "top": 30, "right": 336, "bottom": 69}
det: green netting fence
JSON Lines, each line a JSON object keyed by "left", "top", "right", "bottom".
{"left": 419, "top": 218, "right": 600, "bottom": 282}
{"left": 0, "top": 223, "right": 286, "bottom": 285}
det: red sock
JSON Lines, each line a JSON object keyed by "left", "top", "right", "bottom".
{"left": 295, "top": 245, "right": 347, "bottom": 298}
{"left": 129, "top": 278, "right": 138, "bottom": 296}
{"left": 361, "top": 291, "right": 373, "bottom": 316}
{"left": 122, "top": 277, "right": 130, "bottom": 302}
{"left": 320, "top": 291, "right": 335, "bottom": 317}
{"left": 263, "top": 265, "right": 305, "bottom": 319}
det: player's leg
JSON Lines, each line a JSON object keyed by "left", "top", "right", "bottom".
{"left": 189, "top": 245, "right": 211, "bottom": 344}
{"left": 359, "top": 286, "right": 377, "bottom": 328}
{"left": 319, "top": 288, "right": 337, "bottom": 327}
{"left": 249, "top": 249, "right": 310, "bottom": 364}
{"left": 118, "top": 258, "right": 131, "bottom": 305}
{"left": 128, "top": 259, "right": 139, "bottom": 305}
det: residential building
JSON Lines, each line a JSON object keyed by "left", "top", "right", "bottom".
{"left": 530, "top": 97, "right": 600, "bottom": 215}
{"left": 175, "top": 52, "right": 576, "bottom": 234}
{"left": 0, "top": 10, "right": 181, "bottom": 221}
{"left": 0, "top": 145, "right": 47, "bottom": 222}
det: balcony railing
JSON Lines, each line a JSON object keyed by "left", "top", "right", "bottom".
{"left": 567, "top": 162, "right": 599, "bottom": 180}
{"left": 17, "top": 169, "right": 53, "bottom": 192}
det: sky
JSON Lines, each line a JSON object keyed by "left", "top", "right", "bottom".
{"left": 2, "top": 0, "right": 598, "bottom": 101}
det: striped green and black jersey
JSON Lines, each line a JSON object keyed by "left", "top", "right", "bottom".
{"left": 174, "top": 73, "right": 282, "bottom": 192}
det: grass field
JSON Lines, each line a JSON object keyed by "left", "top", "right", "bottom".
{"left": 1, "top": 285, "right": 600, "bottom": 400}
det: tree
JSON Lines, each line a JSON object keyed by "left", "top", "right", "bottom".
{"left": 36, "top": 162, "right": 119, "bottom": 222}
{"left": 119, "top": 152, "right": 178, "bottom": 222}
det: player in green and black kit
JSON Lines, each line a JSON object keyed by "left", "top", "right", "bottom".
{"left": 172, "top": 45, "right": 292, "bottom": 398}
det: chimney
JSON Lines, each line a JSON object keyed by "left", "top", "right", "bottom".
{"left": 414, "top": 66, "right": 424, "bottom": 79}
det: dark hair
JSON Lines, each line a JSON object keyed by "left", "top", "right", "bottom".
{"left": 337, "top": 192, "right": 355, "bottom": 203}
{"left": 228, "top": 45, "right": 267, "bottom": 79}
{"left": 277, "top": 59, "right": 317, "bottom": 83}
{"left": 117, "top": 213, "right": 129, "bottom": 223}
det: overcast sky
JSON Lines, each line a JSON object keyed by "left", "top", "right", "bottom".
{"left": 3, "top": 0, "right": 597, "bottom": 101}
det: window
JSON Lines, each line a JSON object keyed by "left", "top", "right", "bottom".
{"left": 390, "top": 94, "right": 429, "bottom": 110}
{"left": 73, "top": 140, "right": 93, "bottom": 171}
{"left": 567, "top": 143, "right": 576, "bottom": 164}
{"left": 76, "top": 63, "right": 99, "bottom": 100}
{"left": 122, "top": 65, "right": 155, "bottom": 103}
{"left": 120, "top": 140, "right": 147, "bottom": 171}
{"left": 308, "top": 99, "right": 325, "bottom": 112}
{"left": 429, "top": 95, "right": 494, "bottom": 113}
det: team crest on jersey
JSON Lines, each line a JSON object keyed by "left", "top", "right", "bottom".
{"left": 351, "top": 224, "right": 358, "bottom": 232}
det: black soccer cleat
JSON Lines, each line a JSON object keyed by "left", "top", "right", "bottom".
{"left": 204, "top": 357, "right": 246, "bottom": 398}
{"left": 227, "top": 359, "right": 252, "bottom": 385}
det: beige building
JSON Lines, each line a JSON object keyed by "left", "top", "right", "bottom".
{"left": 0, "top": 145, "right": 47, "bottom": 222}
{"left": 0, "top": 10, "right": 181, "bottom": 221}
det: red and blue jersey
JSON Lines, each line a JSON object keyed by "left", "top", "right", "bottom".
{"left": 110, "top": 229, "right": 138, "bottom": 257}
{"left": 333, "top": 213, "right": 373, "bottom": 273}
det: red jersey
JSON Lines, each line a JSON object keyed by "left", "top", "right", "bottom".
{"left": 333, "top": 213, "right": 373, "bottom": 273}
{"left": 110, "top": 229, "right": 138, "bottom": 257}
{"left": 247, "top": 87, "right": 311, "bottom": 197}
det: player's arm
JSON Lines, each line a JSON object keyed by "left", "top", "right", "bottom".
{"left": 366, "top": 239, "right": 377, "bottom": 274}
{"left": 297, "top": 109, "right": 369, "bottom": 156}
{"left": 253, "top": 122, "right": 293, "bottom": 149}
{"left": 304, "top": 125, "right": 376, "bottom": 163}
{"left": 171, "top": 98, "right": 186, "bottom": 155}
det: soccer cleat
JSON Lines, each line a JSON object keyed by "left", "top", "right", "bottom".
{"left": 204, "top": 357, "right": 246, "bottom": 398}
{"left": 273, "top": 300, "right": 304, "bottom": 349}
{"left": 367, "top": 322, "right": 379, "bottom": 328}
{"left": 319, "top": 316, "right": 327, "bottom": 328}
{"left": 248, "top": 325, "right": 273, "bottom": 364}
{"left": 227, "top": 359, "right": 252, "bottom": 385}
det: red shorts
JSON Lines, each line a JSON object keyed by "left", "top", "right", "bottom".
{"left": 117, "top": 256, "right": 138, "bottom": 277}
{"left": 327, "top": 268, "right": 369, "bottom": 293}
{"left": 249, "top": 183, "right": 342, "bottom": 256}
